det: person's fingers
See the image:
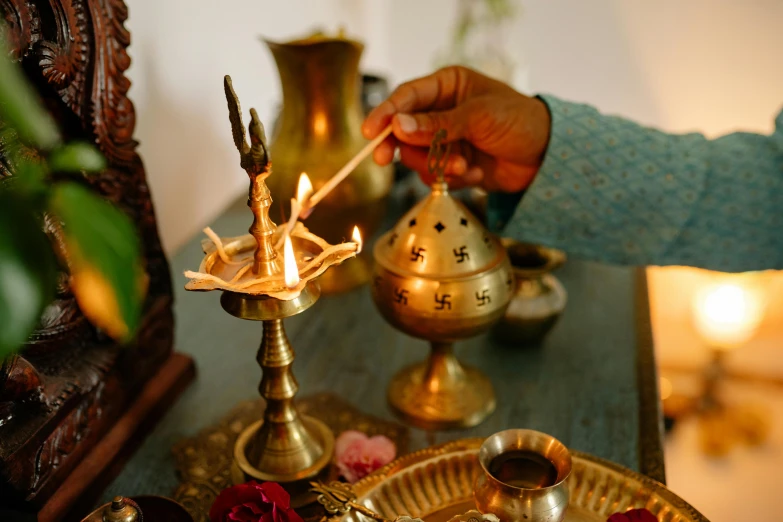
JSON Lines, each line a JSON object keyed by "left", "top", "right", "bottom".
{"left": 362, "top": 66, "right": 466, "bottom": 139}
{"left": 398, "top": 143, "right": 468, "bottom": 176}
{"left": 372, "top": 135, "right": 397, "bottom": 165}
{"left": 392, "top": 107, "right": 469, "bottom": 147}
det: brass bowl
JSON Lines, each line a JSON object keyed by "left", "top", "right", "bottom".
{"left": 493, "top": 239, "right": 567, "bottom": 345}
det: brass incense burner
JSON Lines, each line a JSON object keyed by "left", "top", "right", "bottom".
{"left": 371, "top": 131, "right": 513, "bottom": 430}
{"left": 184, "top": 76, "right": 361, "bottom": 498}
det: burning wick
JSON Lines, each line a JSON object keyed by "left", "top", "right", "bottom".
{"left": 352, "top": 226, "right": 363, "bottom": 254}
{"left": 283, "top": 233, "right": 300, "bottom": 289}
{"left": 276, "top": 173, "right": 313, "bottom": 250}
{"left": 300, "top": 124, "right": 392, "bottom": 219}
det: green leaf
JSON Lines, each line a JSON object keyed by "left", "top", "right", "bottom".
{"left": 12, "top": 157, "right": 49, "bottom": 208}
{"left": 50, "top": 183, "right": 143, "bottom": 342}
{"left": 0, "top": 191, "right": 57, "bottom": 360}
{"left": 0, "top": 41, "right": 60, "bottom": 150}
{"left": 49, "top": 142, "right": 107, "bottom": 174}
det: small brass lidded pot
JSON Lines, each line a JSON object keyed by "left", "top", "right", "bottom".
{"left": 474, "top": 429, "right": 572, "bottom": 522}
{"left": 493, "top": 239, "right": 567, "bottom": 345}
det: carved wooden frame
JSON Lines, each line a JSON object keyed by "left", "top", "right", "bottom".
{"left": 0, "top": 0, "right": 181, "bottom": 513}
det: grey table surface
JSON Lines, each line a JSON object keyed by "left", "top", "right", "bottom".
{"left": 103, "top": 180, "right": 664, "bottom": 504}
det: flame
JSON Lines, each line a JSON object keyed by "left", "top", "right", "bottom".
{"left": 283, "top": 234, "right": 300, "bottom": 289}
{"left": 692, "top": 281, "right": 766, "bottom": 350}
{"left": 352, "top": 226, "right": 362, "bottom": 254}
{"left": 297, "top": 173, "right": 313, "bottom": 205}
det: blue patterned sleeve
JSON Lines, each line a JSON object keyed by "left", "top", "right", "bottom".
{"left": 487, "top": 95, "right": 783, "bottom": 273}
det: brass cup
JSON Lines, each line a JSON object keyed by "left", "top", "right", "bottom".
{"left": 474, "top": 430, "right": 572, "bottom": 522}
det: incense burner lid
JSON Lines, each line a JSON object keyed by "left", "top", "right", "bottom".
{"left": 374, "top": 186, "right": 506, "bottom": 280}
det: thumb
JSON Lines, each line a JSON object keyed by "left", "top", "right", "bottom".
{"left": 392, "top": 108, "right": 468, "bottom": 146}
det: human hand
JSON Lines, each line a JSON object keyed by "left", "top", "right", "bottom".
{"left": 362, "top": 66, "right": 551, "bottom": 193}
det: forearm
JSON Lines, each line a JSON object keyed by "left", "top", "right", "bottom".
{"left": 489, "top": 95, "right": 783, "bottom": 272}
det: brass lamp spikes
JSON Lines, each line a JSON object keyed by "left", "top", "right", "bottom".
{"left": 224, "top": 76, "right": 279, "bottom": 277}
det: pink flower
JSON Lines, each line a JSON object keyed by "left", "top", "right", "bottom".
{"left": 335, "top": 430, "right": 396, "bottom": 483}
{"left": 209, "top": 481, "right": 303, "bottom": 522}
{"left": 607, "top": 508, "right": 657, "bottom": 522}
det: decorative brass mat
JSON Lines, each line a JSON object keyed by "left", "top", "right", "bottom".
{"left": 172, "top": 393, "right": 410, "bottom": 522}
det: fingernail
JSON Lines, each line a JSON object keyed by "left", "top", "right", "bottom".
{"left": 396, "top": 113, "right": 418, "bottom": 134}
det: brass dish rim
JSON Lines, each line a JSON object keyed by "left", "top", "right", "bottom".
{"left": 351, "top": 438, "right": 710, "bottom": 522}
{"left": 500, "top": 238, "right": 566, "bottom": 278}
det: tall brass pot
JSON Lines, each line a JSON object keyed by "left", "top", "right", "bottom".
{"left": 264, "top": 36, "right": 393, "bottom": 293}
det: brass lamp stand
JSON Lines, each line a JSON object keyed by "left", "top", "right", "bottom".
{"left": 222, "top": 288, "right": 333, "bottom": 485}
{"left": 183, "top": 76, "right": 365, "bottom": 501}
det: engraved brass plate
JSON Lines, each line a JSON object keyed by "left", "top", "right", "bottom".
{"left": 345, "top": 439, "right": 709, "bottom": 522}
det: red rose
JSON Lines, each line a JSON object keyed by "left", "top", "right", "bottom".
{"left": 607, "top": 508, "right": 657, "bottom": 522}
{"left": 209, "top": 481, "right": 304, "bottom": 522}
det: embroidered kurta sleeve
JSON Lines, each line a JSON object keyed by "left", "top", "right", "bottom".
{"left": 487, "top": 95, "right": 783, "bottom": 273}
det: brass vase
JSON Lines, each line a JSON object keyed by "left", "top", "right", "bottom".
{"left": 492, "top": 239, "right": 567, "bottom": 345}
{"left": 264, "top": 35, "right": 393, "bottom": 293}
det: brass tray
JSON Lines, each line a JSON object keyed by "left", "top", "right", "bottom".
{"left": 345, "top": 439, "right": 708, "bottom": 522}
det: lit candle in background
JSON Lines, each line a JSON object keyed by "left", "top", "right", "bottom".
{"left": 283, "top": 234, "right": 299, "bottom": 289}
{"left": 692, "top": 277, "right": 767, "bottom": 350}
{"left": 352, "top": 226, "right": 362, "bottom": 254}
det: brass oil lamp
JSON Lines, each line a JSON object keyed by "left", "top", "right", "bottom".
{"left": 184, "top": 76, "right": 361, "bottom": 500}
{"left": 371, "top": 131, "right": 513, "bottom": 430}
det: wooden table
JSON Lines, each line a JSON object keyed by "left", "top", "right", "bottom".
{"left": 101, "top": 180, "right": 664, "bottom": 506}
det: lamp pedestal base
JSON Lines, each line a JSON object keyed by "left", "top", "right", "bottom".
{"left": 387, "top": 342, "right": 496, "bottom": 431}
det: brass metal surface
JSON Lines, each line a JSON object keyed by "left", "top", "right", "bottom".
{"left": 386, "top": 344, "right": 496, "bottom": 431}
{"left": 311, "top": 481, "right": 391, "bottom": 521}
{"left": 224, "top": 75, "right": 281, "bottom": 278}
{"left": 172, "top": 393, "right": 410, "bottom": 522}
{"left": 227, "top": 297, "right": 334, "bottom": 487}
{"left": 371, "top": 132, "right": 512, "bottom": 430}
{"left": 233, "top": 416, "right": 334, "bottom": 483}
{"left": 183, "top": 76, "right": 356, "bottom": 491}
{"left": 81, "top": 496, "right": 193, "bottom": 522}
{"left": 344, "top": 439, "right": 709, "bottom": 522}
{"left": 221, "top": 283, "right": 320, "bottom": 320}
{"left": 264, "top": 34, "right": 393, "bottom": 292}
{"left": 103, "top": 497, "right": 141, "bottom": 522}
{"left": 493, "top": 239, "right": 568, "bottom": 345}
{"left": 474, "top": 430, "right": 571, "bottom": 522}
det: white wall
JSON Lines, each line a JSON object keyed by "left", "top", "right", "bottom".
{"left": 125, "top": 0, "right": 783, "bottom": 254}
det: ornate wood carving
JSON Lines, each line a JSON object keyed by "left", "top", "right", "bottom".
{"left": 0, "top": 0, "right": 177, "bottom": 512}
